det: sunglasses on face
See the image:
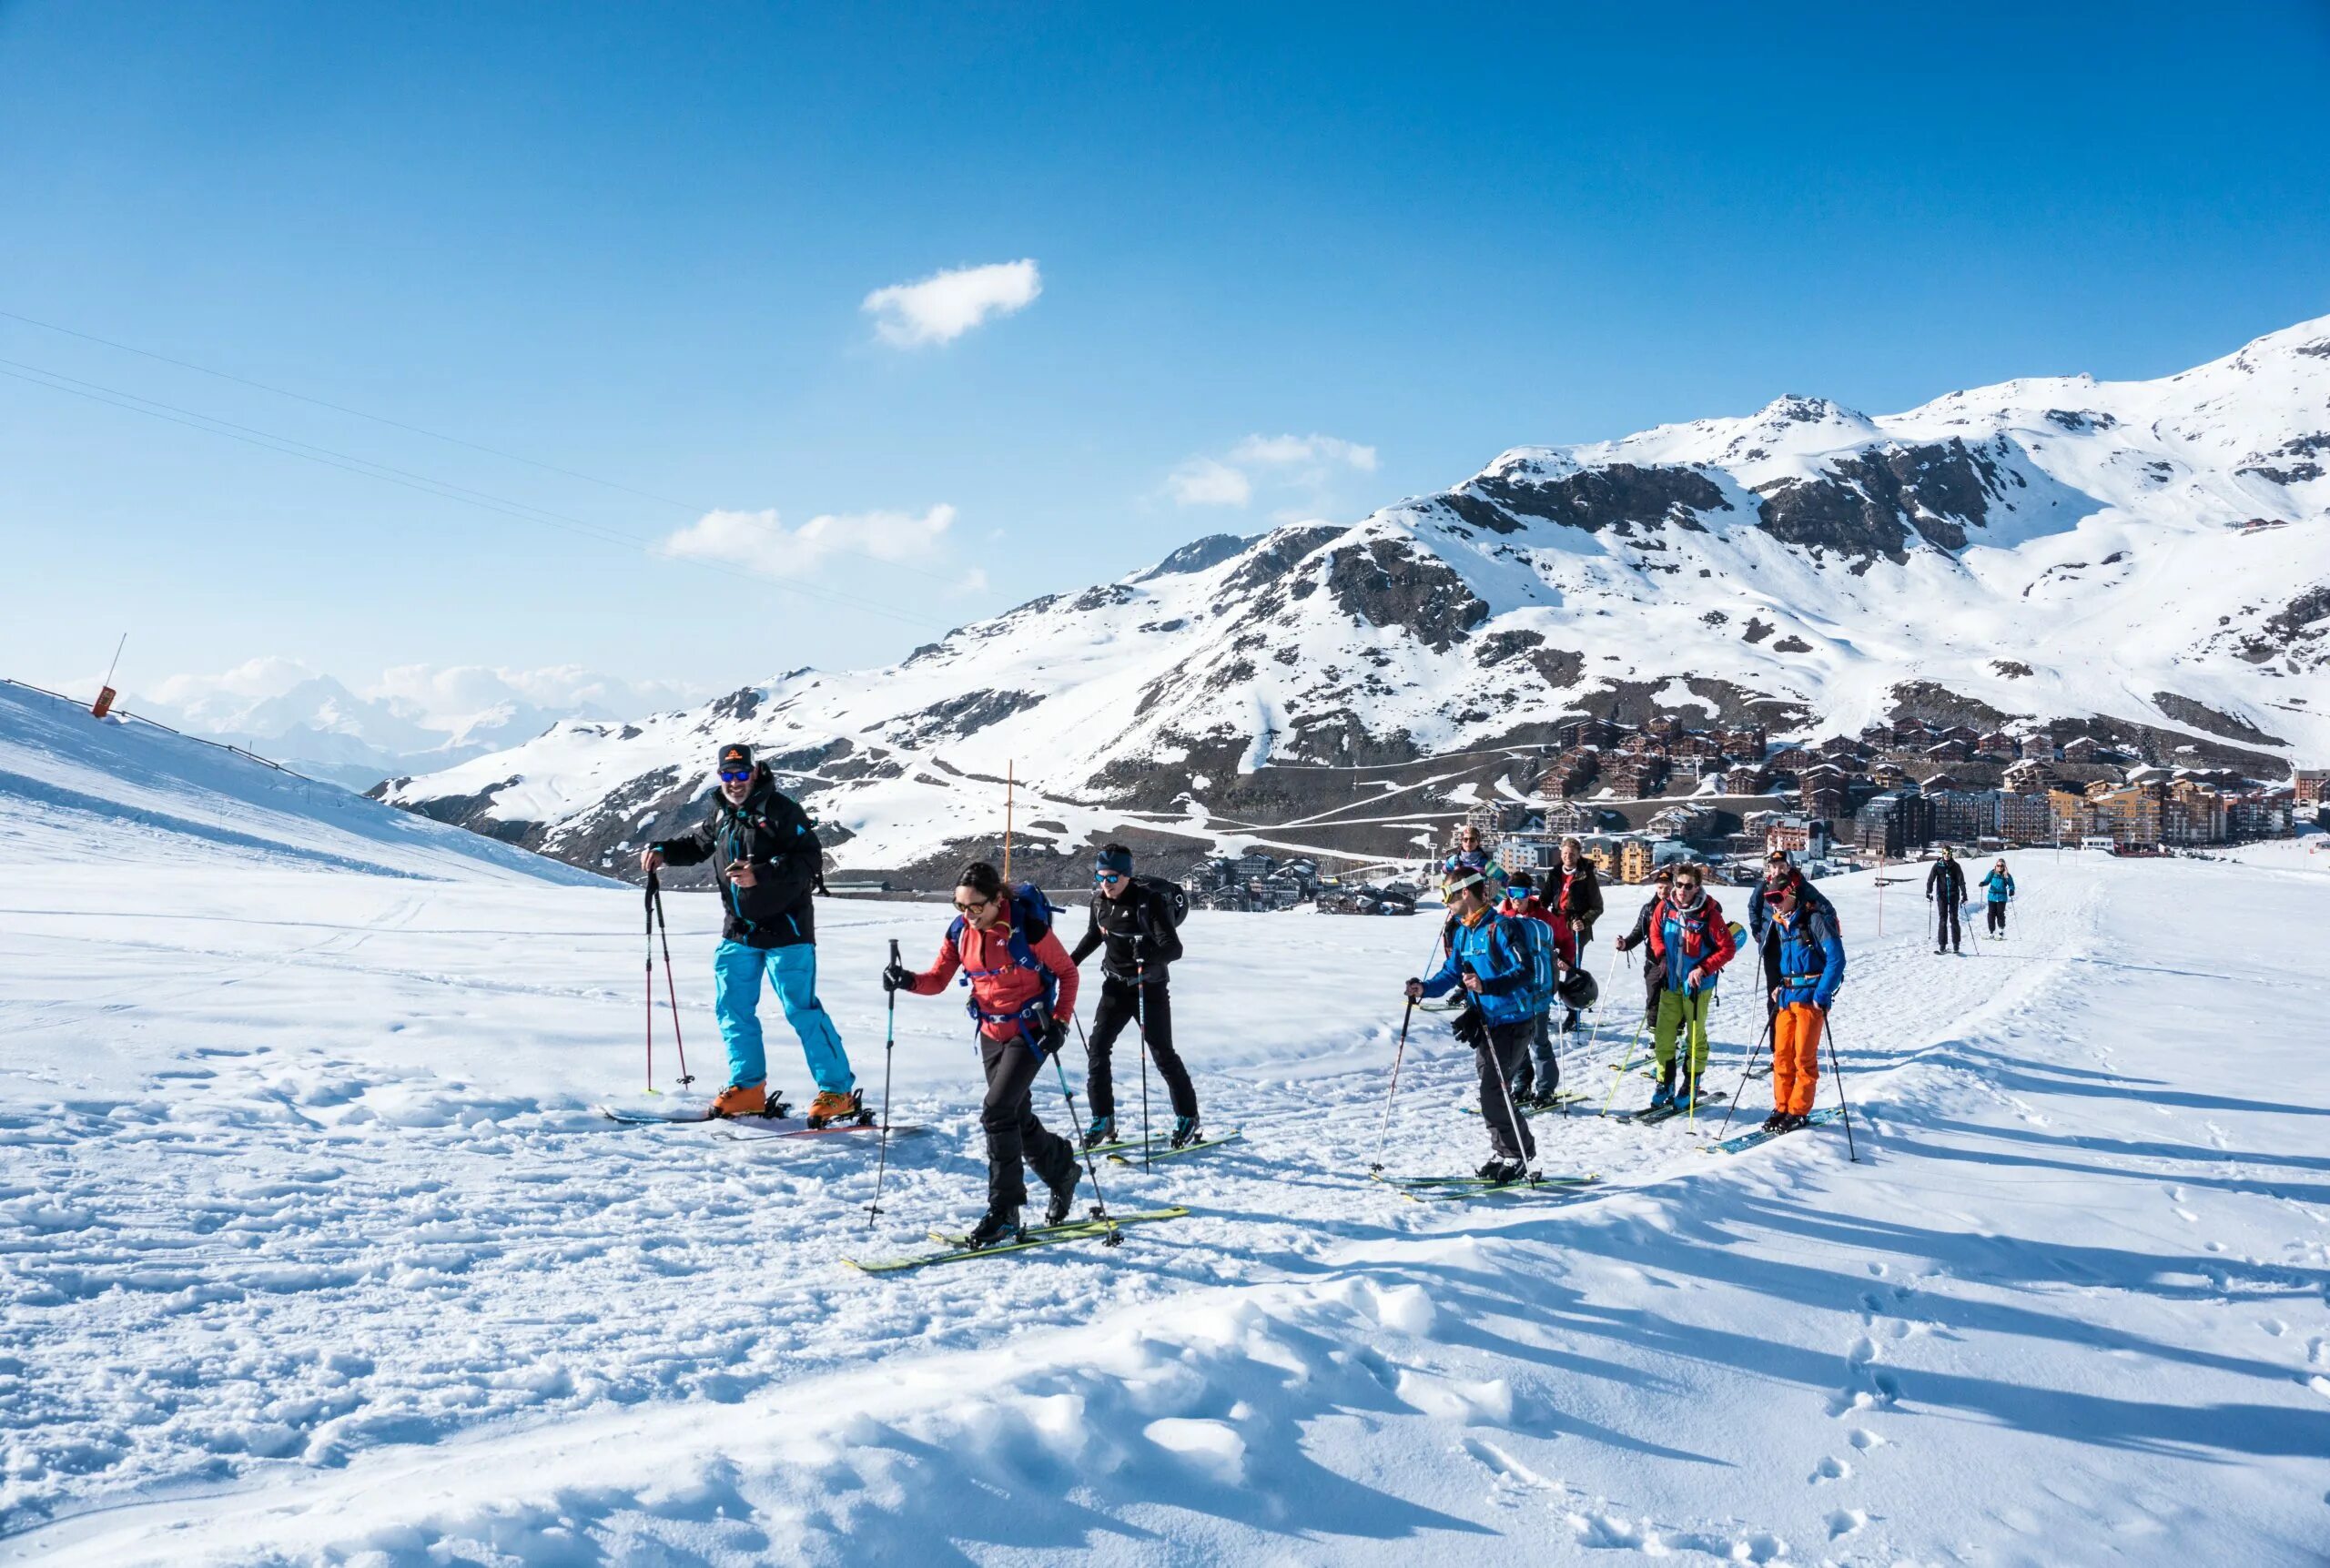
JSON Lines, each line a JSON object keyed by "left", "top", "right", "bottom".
{"left": 954, "top": 895, "right": 994, "bottom": 914}
{"left": 1096, "top": 873, "right": 1127, "bottom": 886}
{"left": 718, "top": 769, "right": 752, "bottom": 783}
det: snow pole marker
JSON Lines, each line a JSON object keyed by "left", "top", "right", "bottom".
{"left": 866, "top": 937, "right": 900, "bottom": 1229}
{"left": 650, "top": 871, "right": 693, "bottom": 1087}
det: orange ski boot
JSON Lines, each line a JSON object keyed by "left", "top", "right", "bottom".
{"left": 805, "top": 1088, "right": 864, "bottom": 1128}
{"left": 711, "top": 1082, "right": 769, "bottom": 1118}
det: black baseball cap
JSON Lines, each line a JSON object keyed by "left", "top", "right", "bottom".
{"left": 718, "top": 743, "right": 753, "bottom": 773}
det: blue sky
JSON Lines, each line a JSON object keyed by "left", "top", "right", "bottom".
{"left": 3, "top": 2, "right": 2326, "bottom": 713}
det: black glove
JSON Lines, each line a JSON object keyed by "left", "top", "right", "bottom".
{"left": 882, "top": 963, "right": 913, "bottom": 994}
{"left": 1040, "top": 1017, "right": 1069, "bottom": 1057}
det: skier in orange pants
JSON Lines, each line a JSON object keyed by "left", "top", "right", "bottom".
{"left": 1763, "top": 877, "right": 1845, "bottom": 1133}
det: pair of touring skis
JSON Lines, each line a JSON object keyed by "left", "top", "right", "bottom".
{"left": 1106, "top": 1128, "right": 1243, "bottom": 1166}
{"left": 1700, "top": 1106, "right": 1844, "bottom": 1155}
{"left": 846, "top": 1207, "right": 1193, "bottom": 1275}
{"left": 1372, "top": 1169, "right": 1601, "bottom": 1204}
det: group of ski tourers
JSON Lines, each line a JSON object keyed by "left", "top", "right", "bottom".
{"left": 1922, "top": 845, "right": 2016, "bottom": 952}
{"left": 643, "top": 744, "right": 1200, "bottom": 1250}
{"left": 643, "top": 742, "right": 2012, "bottom": 1249}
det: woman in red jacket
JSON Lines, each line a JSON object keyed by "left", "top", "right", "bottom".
{"left": 885, "top": 861, "right": 1084, "bottom": 1248}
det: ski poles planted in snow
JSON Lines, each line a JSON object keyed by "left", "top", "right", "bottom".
{"left": 1821, "top": 1015, "right": 1861, "bottom": 1163}
{"left": 867, "top": 938, "right": 901, "bottom": 1228}
{"left": 1715, "top": 1012, "right": 1775, "bottom": 1139}
{"left": 643, "top": 869, "right": 694, "bottom": 1092}
{"left": 1050, "top": 1032, "right": 1118, "bottom": 1240}
{"left": 1371, "top": 996, "right": 1417, "bottom": 1174}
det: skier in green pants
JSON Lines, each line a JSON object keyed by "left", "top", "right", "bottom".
{"left": 1643, "top": 864, "right": 1737, "bottom": 1113}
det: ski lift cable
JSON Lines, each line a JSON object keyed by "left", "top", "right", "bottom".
{"left": 0, "top": 359, "right": 944, "bottom": 631}
{"left": 0, "top": 306, "right": 964, "bottom": 588}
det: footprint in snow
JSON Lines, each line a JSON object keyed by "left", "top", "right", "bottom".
{"left": 1811, "top": 1454, "right": 1850, "bottom": 1483}
{"left": 1847, "top": 1427, "right": 1886, "bottom": 1451}
{"left": 1827, "top": 1508, "right": 1868, "bottom": 1539}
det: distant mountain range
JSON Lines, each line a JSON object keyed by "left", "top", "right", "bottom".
{"left": 380, "top": 314, "right": 2330, "bottom": 884}
{"left": 145, "top": 671, "right": 685, "bottom": 791}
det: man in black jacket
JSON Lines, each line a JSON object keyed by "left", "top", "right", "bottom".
{"left": 1068, "top": 844, "right": 1200, "bottom": 1148}
{"left": 1926, "top": 846, "right": 1968, "bottom": 955}
{"left": 1547, "top": 837, "right": 1605, "bottom": 1032}
{"left": 642, "top": 743, "right": 856, "bottom": 1121}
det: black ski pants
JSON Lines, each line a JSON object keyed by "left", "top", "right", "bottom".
{"left": 1985, "top": 901, "right": 2007, "bottom": 935}
{"left": 1933, "top": 897, "right": 1961, "bottom": 951}
{"left": 1085, "top": 976, "right": 1198, "bottom": 1121}
{"left": 1458, "top": 1008, "right": 1536, "bottom": 1163}
{"left": 978, "top": 1033, "right": 1077, "bottom": 1214}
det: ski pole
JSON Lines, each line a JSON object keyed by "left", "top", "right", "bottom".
{"left": 1715, "top": 1011, "right": 1775, "bottom": 1138}
{"left": 1821, "top": 1012, "right": 1860, "bottom": 1163}
{"left": 1369, "top": 996, "right": 1417, "bottom": 1173}
{"left": 1482, "top": 1003, "right": 1538, "bottom": 1179}
{"left": 866, "top": 938, "right": 900, "bottom": 1229}
{"left": 1048, "top": 1041, "right": 1118, "bottom": 1239}
{"left": 643, "top": 873, "right": 657, "bottom": 1093}
{"left": 1599, "top": 1015, "right": 1646, "bottom": 1118}
{"left": 651, "top": 874, "right": 693, "bottom": 1087}
{"left": 1134, "top": 956, "right": 1153, "bottom": 1172}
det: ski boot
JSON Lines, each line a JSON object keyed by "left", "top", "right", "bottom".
{"left": 1081, "top": 1115, "right": 1115, "bottom": 1151}
{"left": 1760, "top": 1111, "right": 1787, "bottom": 1132}
{"left": 1043, "top": 1169, "right": 1080, "bottom": 1228}
{"left": 1645, "top": 1079, "right": 1676, "bottom": 1115}
{"left": 1675, "top": 1076, "right": 1703, "bottom": 1114}
{"left": 805, "top": 1088, "right": 865, "bottom": 1128}
{"left": 1170, "top": 1115, "right": 1201, "bottom": 1150}
{"left": 1475, "top": 1157, "right": 1527, "bottom": 1185}
{"left": 966, "top": 1208, "right": 1024, "bottom": 1249}
{"left": 711, "top": 1081, "right": 769, "bottom": 1118}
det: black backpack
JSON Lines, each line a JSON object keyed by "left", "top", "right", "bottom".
{"left": 1134, "top": 874, "right": 1189, "bottom": 928}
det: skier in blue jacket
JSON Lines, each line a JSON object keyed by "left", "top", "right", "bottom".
{"left": 1406, "top": 866, "right": 1538, "bottom": 1181}
{"left": 1980, "top": 860, "right": 2015, "bottom": 937}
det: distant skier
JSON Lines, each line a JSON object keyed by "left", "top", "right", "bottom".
{"left": 1546, "top": 837, "right": 1605, "bottom": 1033}
{"left": 1405, "top": 865, "right": 1539, "bottom": 1182}
{"left": 1498, "top": 873, "right": 1575, "bottom": 1108}
{"left": 1980, "top": 859, "right": 2015, "bottom": 936}
{"left": 1761, "top": 875, "right": 1845, "bottom": 1134}
{"left": 1612, "top": 865, "right": 1677, "bottom": 1028}
{"left": 1447, "top": 823, "right": 1495, "bottom": 879}
{"left": 642, "top": 743, "right": 856, "bottom": 1122}
{"left": 1068, "top": 844, "right": 1200, "bottom": 1149}
{"left": 1748, "top": 850, "right": 1840, "bottom": 1027}
{"left": 1926, "top": 846, "right": 1969, "bottom": 954}
{"left": 885, "top": 861, "right": 1083, "bottom": 1248}
{"left": 1645, "top": 864, "right": 1736, "bottom": 1113}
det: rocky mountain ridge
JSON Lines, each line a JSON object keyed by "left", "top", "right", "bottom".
{"left": 380, "top": 314, "right": 2330, "bottom": 884}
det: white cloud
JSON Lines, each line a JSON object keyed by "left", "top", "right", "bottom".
{"left": 862, "top": 259, "right": 1041, "bottom": 347}
{"left": 1230, "top": 433, "right": 1380, "bottom": 472}
{"left": 1167, "top": 458, "right": 1254, "bottom": 508}
{"left": 660, "top": 504, "right": 959, "bottom": 579}
{"left": 151, "top": 655, "right": 317, "bottom": 707}
{"left": 1165, "top": 431, "right": 1378, "bottom": 509}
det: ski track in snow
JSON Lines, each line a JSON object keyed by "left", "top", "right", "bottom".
{"left": 5, "top": 841, "right": 2330, "bottom": 1563}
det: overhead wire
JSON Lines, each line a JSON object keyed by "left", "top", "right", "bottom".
{"left": 0, "top": 305, "right": 967, "bottom": 588}
{"left": 0, "top": 355, "right": 945, "bottom": 631}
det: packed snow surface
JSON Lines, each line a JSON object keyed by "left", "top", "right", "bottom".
{"left": 5, "top": 715, "right": 2329, "bottom": 1560}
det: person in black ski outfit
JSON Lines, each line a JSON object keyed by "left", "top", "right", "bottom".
{"left": 1926, "top": 846, "right": 1968, "bottom": 954}
{"left": 1611, "top": 865, "right": 1676, "bottom": 1028}
{"left": 1068, "top": 844, "right": 1201, "bottom": 1149}
{"left": 1748, "top": 850, "right": 1840, "bottom": 1029}
{"left": 1547, "top": 838, "right": 1605, "bottom": 1033}
{"left": 643, "top": 743, "right": 855, "bottom": 1122}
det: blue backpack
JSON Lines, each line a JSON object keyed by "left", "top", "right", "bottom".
{"left": 947, "top": 882, "right": 1060, "bottom": 1040}
{"left": 1491, "top": 914, "right": 1560, "bottom": 1017}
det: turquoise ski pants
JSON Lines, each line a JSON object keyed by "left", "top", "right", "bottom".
{"left": 712, "top": 940, "right": 853, "bottom": 1095}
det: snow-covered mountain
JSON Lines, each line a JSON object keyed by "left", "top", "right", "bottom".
{"left": 382, "top": 315, "right": 2330, "bottom": 881}
{"left": 145, "top": 668, "right": 678, "bottom": 792}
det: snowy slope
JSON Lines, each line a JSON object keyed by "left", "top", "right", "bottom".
{"left": 4, "top": 774, "right": 2327, "bottom": 1560}
{"left": 0, "top": 680, "right": 605, "bottom": 886}
{"left": 382, "top": 316, "right": 2330, "bottom": 878}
